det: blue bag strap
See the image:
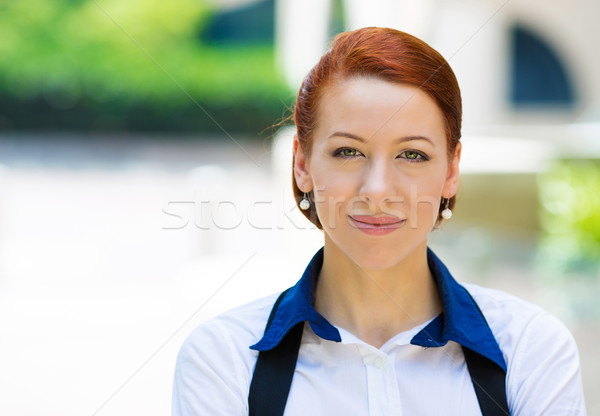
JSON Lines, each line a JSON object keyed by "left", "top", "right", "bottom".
{"left": 248, "top": 289, "right": 510, "bottom": 415}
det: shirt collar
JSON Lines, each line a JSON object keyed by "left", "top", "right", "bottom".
{"left": 249, "top": 246, "right": 506, "bottom": 372}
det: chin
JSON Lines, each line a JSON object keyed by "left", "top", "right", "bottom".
{"left": 339, "top": 240, "right": 414, "bottom": 271}
{"left": 325, "top": 227, "right": 430, "bottom": 272}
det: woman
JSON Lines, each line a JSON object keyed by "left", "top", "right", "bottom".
{"left": 172, "top": 27, "right": 586, "bottom": 415}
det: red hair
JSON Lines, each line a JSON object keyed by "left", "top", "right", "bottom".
{"left": 292, "top": 27, "right": 462, "bottom": 229}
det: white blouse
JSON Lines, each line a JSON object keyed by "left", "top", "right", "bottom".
{"left": 172, "top": 248, "right": 586, "bottom": 415}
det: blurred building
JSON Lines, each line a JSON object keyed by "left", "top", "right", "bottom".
{"left": 275, "top": 0, "right": 599, "bottom": 125}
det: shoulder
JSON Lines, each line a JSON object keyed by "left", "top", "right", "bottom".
{"left": 462, "top": 283, "right": 586, "bottom": 415}
{"left": 172, "top": 292, "right": 280, "bottom": 416}
{"left": 181, "top": 291, "right": 279, "bottom": 355}
{"left": 461, "top": 282, "right": 575, "bottom": 356}
{"left": 461, "top": 282, "right": 553, "bottom": 335}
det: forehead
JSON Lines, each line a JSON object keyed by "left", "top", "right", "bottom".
{"left": 315, "top": 77, "right": 446, "bottom": 145}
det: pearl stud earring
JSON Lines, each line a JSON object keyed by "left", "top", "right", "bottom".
{"left": 441, "top": 197, "right": 453, "bottom": 220}
{"left": 299, "top": 193, "right": 311, "bottom": 210}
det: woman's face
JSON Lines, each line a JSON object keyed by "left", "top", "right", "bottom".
{"left": 293, "top": 77, "right": 461, "bottom": 270}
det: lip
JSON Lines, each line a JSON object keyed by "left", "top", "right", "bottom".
{"left": 348, "top": 215, "right": 405, "bottom": 235}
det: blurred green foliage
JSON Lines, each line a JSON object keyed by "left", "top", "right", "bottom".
{"left": 0, "top": 0, "right": 293, "bottom": 134}
{"left": 538, "top": 159, "right": 600, "bottom": 274}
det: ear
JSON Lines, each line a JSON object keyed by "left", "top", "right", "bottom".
{"left": 442, "top": 141, "right": 461, "bottom": 198}
{"left": 293, "top": 135, "right": 313, "bottom": 192}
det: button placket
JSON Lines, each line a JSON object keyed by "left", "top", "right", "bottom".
{"left": 357, "top": 348, "right": 403, "bottom": 416}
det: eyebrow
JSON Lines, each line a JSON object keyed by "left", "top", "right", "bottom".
{"left": 328, "top": 131, "right": 434, "bottom": 145}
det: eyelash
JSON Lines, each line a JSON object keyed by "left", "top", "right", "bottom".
{"left": 332, "top": 147, "right": 429, "bottom": 162}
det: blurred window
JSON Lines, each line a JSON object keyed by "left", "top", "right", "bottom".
{"left": 510, "top": 25, "right": 575, "bottom": 108}
{"left": 200, "top": 0, "right": 275, "bottom": 45}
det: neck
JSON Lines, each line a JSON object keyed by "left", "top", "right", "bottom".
{"left": 313, "top": 237, "right": 442, "bottom": 349}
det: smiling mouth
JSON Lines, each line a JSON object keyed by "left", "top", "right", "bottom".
{"left": 349, "top": 215, "right": 405, "bottom": 227}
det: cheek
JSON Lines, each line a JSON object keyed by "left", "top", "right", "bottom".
{"left": 403, "top": 173, "right": 447, "bottom": 227}
{"left": 311, "top": 169, "right": 355, "bottom": 202}
{"left": 310, "top": 171, "right": 357, "bottom": 229}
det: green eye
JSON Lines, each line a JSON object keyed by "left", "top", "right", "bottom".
{"left": 402, "top": 150, "right": 427, "bottom": 161}
{"left": 333, "top": 147, "right": 362, "bottom": 159}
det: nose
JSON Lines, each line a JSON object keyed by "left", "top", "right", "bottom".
{"left": 358, "top": 158, "right": 397, "bottom": 210}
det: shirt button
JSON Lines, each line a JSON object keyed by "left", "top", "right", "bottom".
{"left": 373, "top": 356, "right": 386, "bottom": 369}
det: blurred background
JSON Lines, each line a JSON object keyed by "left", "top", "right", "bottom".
{"left": 0, "top": 0, "right": 598, "bottom": 414}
